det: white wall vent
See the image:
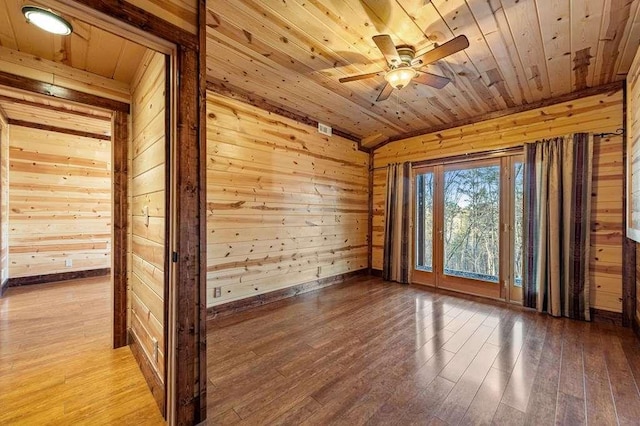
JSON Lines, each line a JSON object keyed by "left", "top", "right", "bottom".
{"left": 318, "top": 122, "right": 332, "bottom": 136}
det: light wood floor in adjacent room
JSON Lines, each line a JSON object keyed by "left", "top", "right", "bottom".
{"left": 0, "top": 277, "right": 163, "bottom": 425}
{"left": 206, "top": 276, "right": 640, "bottom": 425}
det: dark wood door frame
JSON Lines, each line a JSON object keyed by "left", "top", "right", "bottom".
{"left": 112, "top": 111, "right": 129, "bottom": 348}
{"left": 73, "top": 1, "right": 207, "bottom": 424}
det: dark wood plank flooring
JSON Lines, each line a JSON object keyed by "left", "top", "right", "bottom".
{"left": 205, "top": 276, "right": 640, "bottom": 425}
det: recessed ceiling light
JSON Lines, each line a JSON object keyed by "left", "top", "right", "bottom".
{"left": 22, "top": 6, "right": 73, "bottom": 36}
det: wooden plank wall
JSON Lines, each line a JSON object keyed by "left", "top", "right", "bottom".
{"left": 373, "top": 90, "right": 624, "bottom": 313}
{"left": 128, "top": 50, "right": 166, "bottom": 381}
{"left": 0, "top": 110, "right": 8, "bottom": 288}
{"left": 126, "top": 0, "right": 198, "bottom": 34}
{"left": 206, "top": 92, "right": 369, "bottom": 307}
{"left": 627, "top": 44, "right": 640, "bottom": 325}
{"left": 591, "top": 135, "right": 625, "bottom": 312}
{"left": 7, "top": 125, "right": 111, "bottom": 278}
{"left": 0, "top": 46, "right": 131, "bottom": 104}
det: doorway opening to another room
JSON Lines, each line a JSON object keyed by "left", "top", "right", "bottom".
{"left": 0, "top": 0, "right": 178, "bottom": 421}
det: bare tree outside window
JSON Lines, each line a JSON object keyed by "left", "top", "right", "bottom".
{"left": 443, "top": 165, "right": 500, "bottom": 282}
{"left": 513, "top": 162, "right": 524, "bottom": 286}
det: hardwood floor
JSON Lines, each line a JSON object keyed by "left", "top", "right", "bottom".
{"left": 206, "top": 276, "right": 640, "bottom": 425}
{"left": 0, "top": 277, "right": 163, "bottom": 424}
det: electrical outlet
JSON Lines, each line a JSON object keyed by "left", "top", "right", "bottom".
{"left": 65, "top": 259, "right": 73, "bottom": 267}
{"left": 318, "top": 122, "right": 332, "bottom": 136}
{"left": 214, "top": 287, "right": 221, "bottom": 298}
{"left": 152, "top": 337, "right": 158, "bottom": 362}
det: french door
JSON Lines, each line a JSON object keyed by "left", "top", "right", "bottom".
{"left": 412, "top": 155, "right": 523, "bottom": 303}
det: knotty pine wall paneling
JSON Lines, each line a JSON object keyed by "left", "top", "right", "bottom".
{"left": 8, "top": 125, "right": 111, "bottom": 278}
{"left": 206, "top": 92, "right": 369, "bottom": 307}
{"left": 128, "top": 50, "right": 167, "bottom": 382}
{"left": 125, "top": 0, "right": 197, "bottom": 35}
{"left": 0, "top": 46, "right": 131, "bottom": 104}
{"left": 0, "top": 111, "right": 8, "bottom": 290}
{"left": 627, "top": 43, "right": 640, "bottom": 326}
{"left": 373, "top": 90, "right": 625, "bottom": 313}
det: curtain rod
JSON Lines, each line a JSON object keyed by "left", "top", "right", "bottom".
{"left": 371, "top": 146, "right": 523, "bottom": 171}
{"left": 594, "top": 128, "right": 624, "bottom": 138}
{"left": 371, "top": 130, "right": 624, "bottom": 171}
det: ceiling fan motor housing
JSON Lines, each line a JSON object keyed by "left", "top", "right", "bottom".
{"left": 393, "top": 46, "right": 416, "bottom": 67}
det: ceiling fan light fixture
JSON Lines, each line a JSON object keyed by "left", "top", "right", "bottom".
{"left": 385, "top": 67, "right": 416, "bottom": 90}
{"left": 22, "top": 5, "right": 73, "bottom": 36}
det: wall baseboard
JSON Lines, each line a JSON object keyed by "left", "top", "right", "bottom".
{"left": 370, "top": 268, "right": 383, "bottom": 278}
{"left": 207, "top": 269, "right": 368, "bottom": 319}
{"left": 7, "top": 268, "right": 110, "bottom": 287}
{"left": 590, "top": 308, "right": 624, "bottom": 327}
{"left": 128, "top": 329, "right": 165, "bottom": 416}
{"left": 633, "top": 315, "right": 640, "bottom": 341}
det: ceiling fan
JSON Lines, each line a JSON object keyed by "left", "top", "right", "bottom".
{"left": 339, "top": 34, "right": 470, "bottom": 102}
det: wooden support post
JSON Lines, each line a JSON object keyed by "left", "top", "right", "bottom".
{"left": 174, "top": 44, "right": 205, "bottom": 425}
{"left": 112, "top": 111, "right": 128, "bottom": 348}
{"left": 197, "top": 0, "right": 208, "bottom": 420}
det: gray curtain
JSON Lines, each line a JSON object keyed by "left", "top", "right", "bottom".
{"left": 383, "top": 162, "right": 411, "bottom": 283}
{"left": 523, "top": 133, "right": 593, "bottom": 320}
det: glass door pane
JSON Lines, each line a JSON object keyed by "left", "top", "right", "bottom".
{"left": 413, "top": 167, "right": 436, "bottom": 285}
{"left": 513, "top": 161, "right": 524, "bottom": 287}
{"left": 415, "top": 172, "right": 434, "bottom": 272}
{"left": 510, "top": 159, "right": 524, "bottom": 302}
{"left": 441, "top": 162, "right": 501, "bottom": 297}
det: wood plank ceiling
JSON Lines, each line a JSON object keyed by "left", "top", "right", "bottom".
{"left": 0, "top": 0, "right": 147, "bottom": 84}
{"left": 205, "top": 0, "right": 640, "bottom": 146}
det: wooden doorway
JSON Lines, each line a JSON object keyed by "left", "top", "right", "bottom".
{"left": 0, "top": 0, "right": 180, "bottom": 421}
{"left": 39, "top": 0, "right": 207, "bottom": 423}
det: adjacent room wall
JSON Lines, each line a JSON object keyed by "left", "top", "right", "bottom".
{"left": 128, "top": 50, "right": 166, "bottom": 381}
{"left": 628, "top": 44, "right": 640, "bottom": 327}
{"left": 8, "top": 125, "right": 111, "bottom": 278}
{"left": 0, "top": 110, "right": 8, "bottom": 291}
{"left": 0, "top": 45, "right": 130, "bottom": 104}
{"left": 373, "top": 89, "right": 624, "bottom": 313}
{"left": 206, "top": 92, "right": 369, "bottom": 307}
